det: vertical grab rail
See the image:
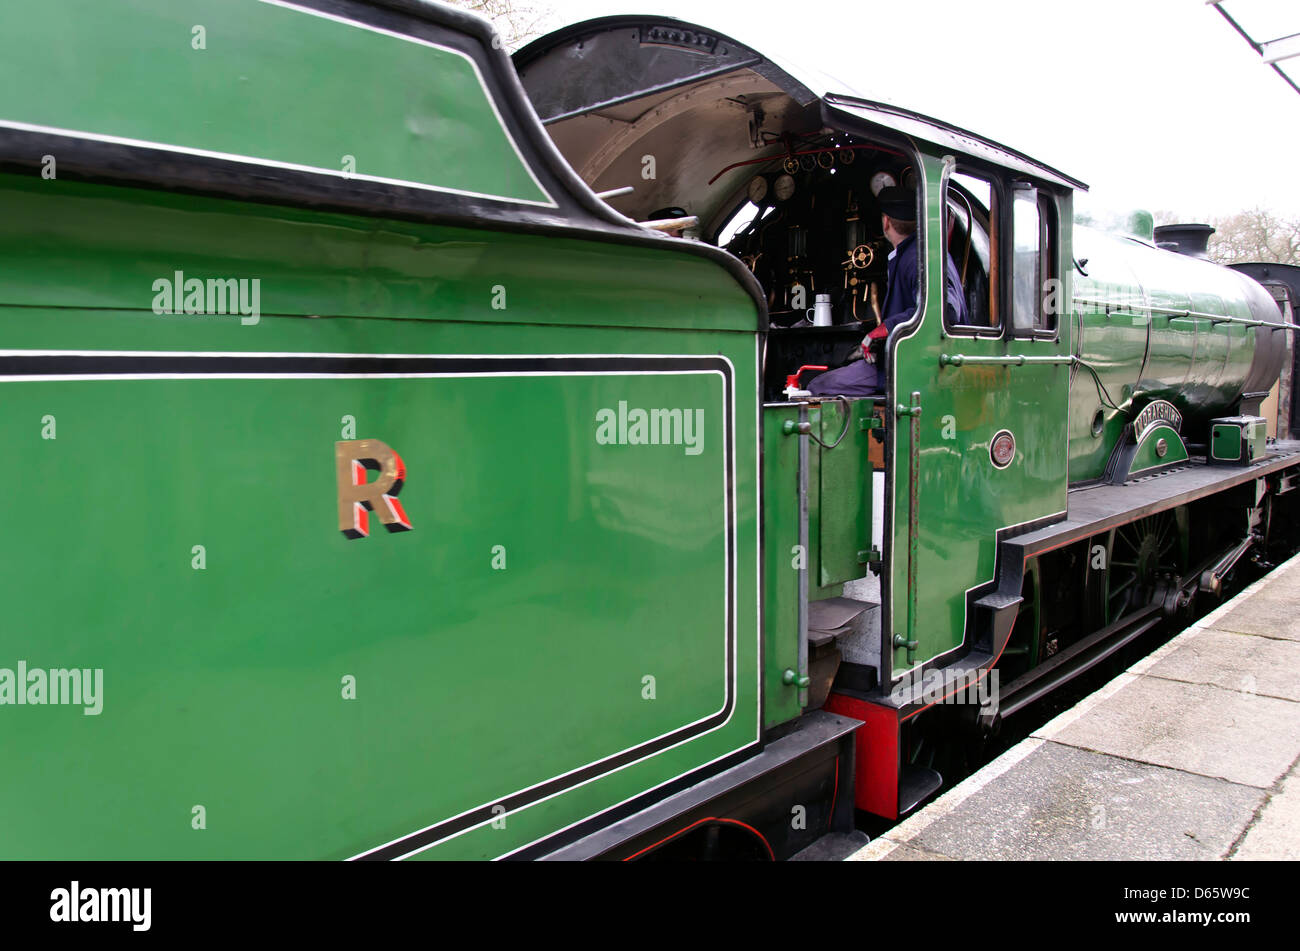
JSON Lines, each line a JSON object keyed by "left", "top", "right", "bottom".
{"left": 781, "top": 402, "right": 818, "bottom": 704}
{"left": 783, "top": 398, "right": 854, "bottom": 704}
{"left": 893, "top": 392, "right": 922, "bottom": 665}
{"left": 795, "top": 403, "right": 810, "bottom": 708}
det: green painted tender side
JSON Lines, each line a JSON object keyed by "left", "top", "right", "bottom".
{"left": 0, "top": 1, "right": 765, "bottom": 860}
{"left": 0, "top": 0, "right": 550, "bottom": 205}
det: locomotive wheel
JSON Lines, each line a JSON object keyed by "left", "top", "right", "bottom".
{"left": 1099, "top": 512, "right": 1184, "bottom": 625}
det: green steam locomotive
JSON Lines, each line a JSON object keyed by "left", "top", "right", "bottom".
{"left": 0, "top": 0, "right": 1294, "bottom": 860}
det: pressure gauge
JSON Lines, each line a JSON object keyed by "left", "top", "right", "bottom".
{"left": 870, "top": 170, "right": 897, "bottom": 196}
{"left": 747, "top": 175, "right": 768, "bottom": 204}
{"left": 773, "top": 173, "right": 796, "bottom": 202}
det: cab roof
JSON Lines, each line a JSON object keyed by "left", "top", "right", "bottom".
{"left": 515, "top": 15, "right": 1087, "bottom": 195}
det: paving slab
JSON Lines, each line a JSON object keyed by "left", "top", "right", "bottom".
{"left": 1204, "top": 555, "right": 1300, "bottom": 641}
{"left": 876, "top": 842, "right": 954, "bottom": 861}
{"left": 1037, "top": 675, "right": 1300, "bottom": 789}
{"left": 894, "top": 742, "right": 1264, "bottom": 861}
{"left": 1210, "top": 598, "right": 1300, "bottom": 641}
{"left": 1231, "top": 760, "right": 1300, "bottom": 861}
{"left": 1138, "top": 626, "right": 1300, "bottom": 701}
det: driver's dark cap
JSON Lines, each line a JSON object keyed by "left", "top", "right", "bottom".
{"left": 876, "top": 186, "right": 916, "bottom": 222}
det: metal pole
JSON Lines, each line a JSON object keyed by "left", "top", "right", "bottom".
{"left": 906, "top": 391, "right": 921, "bottom": 664}
{"left": 892, "top": 394, "right": 922, "bottom": 666}
{"left": 796, "top": 404, "right": 810, "bottom": 708}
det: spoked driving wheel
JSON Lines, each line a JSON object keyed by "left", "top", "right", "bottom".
{"left": 1101, "top": 511, "right": 1185, "bottom": 625}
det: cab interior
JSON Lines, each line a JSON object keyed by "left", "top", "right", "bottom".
{"left": 513, "top": 19, "right": 999, "bottom": 402}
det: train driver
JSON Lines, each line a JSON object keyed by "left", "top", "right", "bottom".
{"left": 808, "top": 186, "right": 969, "bottom": 396}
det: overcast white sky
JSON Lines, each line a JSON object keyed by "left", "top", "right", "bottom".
{"left": 524, "top": 0, "right": 1300, "bottom": 222}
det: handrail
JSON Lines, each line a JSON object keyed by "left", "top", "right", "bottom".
{"left": 892, "top": 392, "right": 922, "bottom": 666}
{"left": 796, "top": 403, "right": 811, "bottom": 706}
{"left": 1072, "top": 296, "right": 1294, "bottom": 331}
{"left": 941, "top": 354, "right": 1078, "bottom": 367}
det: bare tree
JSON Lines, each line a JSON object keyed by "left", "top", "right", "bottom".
{"left": 1207, "top": 208, "right": 1300, "bottom": 267}
{"left": 445, "top": 0, "right": 552, "bottom": 51}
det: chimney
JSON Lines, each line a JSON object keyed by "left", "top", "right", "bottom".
{"left": 1153, "top": 223, "right": 1215, "bottom": 260}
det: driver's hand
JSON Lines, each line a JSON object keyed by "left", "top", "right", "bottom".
{"left": 862, "top": 323, "right": 888, "bottom": 362}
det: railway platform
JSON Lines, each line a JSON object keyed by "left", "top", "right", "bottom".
{"left": 847, "top": 551, "right": 1300, "bottom": 861}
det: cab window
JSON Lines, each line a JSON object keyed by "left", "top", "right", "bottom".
{"left": 1011, "top": 183, "right": 1058, "bottom": 336}
{"left": 944, "top": 171, "right": 999, "bottom": 333}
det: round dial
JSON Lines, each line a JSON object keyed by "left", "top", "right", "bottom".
{"left": 773, "top": 173, "right": 796, "bottom": 202}
{"left": 870, "top": 170, "right": 897, "bottom": 196}
{"left": 747, "top": 175, "right": 768, "bottom": 204}
{"left": 990, "top": 430, "right": 1016, "bottom": 468}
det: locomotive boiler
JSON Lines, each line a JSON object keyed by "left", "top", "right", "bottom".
{"left": 1068, "top": 224, "right": 1288, "bottom": 483}
{"left": 1, "top": 0, "right": 1295, "bottom": 860}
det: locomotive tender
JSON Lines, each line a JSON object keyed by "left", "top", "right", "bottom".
{"left": 1, "top": 0, "right": 1295, "bottom": 860}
